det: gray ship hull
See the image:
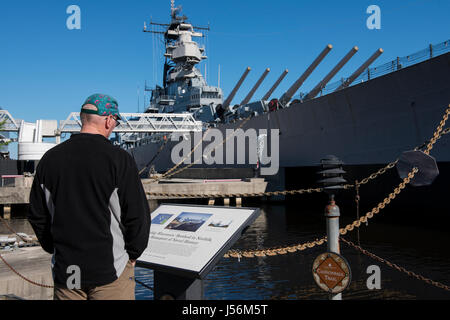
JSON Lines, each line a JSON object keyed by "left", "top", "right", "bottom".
{"left": 130, "top": 52, "right": 450, "bottom": 176}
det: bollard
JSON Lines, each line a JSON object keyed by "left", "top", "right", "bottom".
{"left": 318, "top": 155, "right": 347, "bottom": 300}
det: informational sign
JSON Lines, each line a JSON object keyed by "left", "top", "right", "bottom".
{"left": 312, "top": 252, "right": 351, "bottom": 294}
{"left": 137, "top": 204, "right": 260, "bottom": 278}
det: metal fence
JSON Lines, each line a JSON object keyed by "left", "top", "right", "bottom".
{"left": 298, "top": 39, "right": 450, "bottom": 99}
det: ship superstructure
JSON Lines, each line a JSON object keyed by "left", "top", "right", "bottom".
{"left": 143, "top": 1, "right": 223, "bottom": 123}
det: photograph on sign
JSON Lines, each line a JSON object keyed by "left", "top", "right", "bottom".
{"left": 151, "top": 213, "right": 174, "bottom": 225}
{"left": 165, "top": 212, "right": 213, "bottom": 232}
{"left": 138, "top": 204, "right": 258, "bottom": 274}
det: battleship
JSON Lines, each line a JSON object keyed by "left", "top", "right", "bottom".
{"left": 123, "top": 2, "right": 450, "bottom": 211}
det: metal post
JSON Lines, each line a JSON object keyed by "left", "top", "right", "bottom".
{"left": 317, "top": 155, "right": 347, "bottom": 300}
{"left": 325, "top": 194, "right": 341, "bottom": 300}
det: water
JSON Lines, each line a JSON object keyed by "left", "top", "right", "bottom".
{"left": 3, "top": 202, "right": 450, "bottom": 300}
{"left": 135, "top": 202, "right": 450, "bottom": 300}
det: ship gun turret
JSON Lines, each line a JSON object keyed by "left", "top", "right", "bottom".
{"left": 262, "top": 69, "right": 289, "bottom": 101}
{"left": 222, "top": 67, "right": 252, "bottom": 110}
{"left": 304, "top": 46, "right": 359, "bottom": 100}
{"left": 279, "top": 44, "right": 333, "bottom": 107}
{"left": 240, "top": 68, "right": 270, "bottom": 106}
{"left": 335, "top": 48, "right": 383, "bottom": 91}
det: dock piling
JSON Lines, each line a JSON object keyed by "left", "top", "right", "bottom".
{"left": 3, "top": 206, "right": 11, "bottom": 220}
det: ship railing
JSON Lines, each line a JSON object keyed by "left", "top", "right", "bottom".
{"left": 296, "top": 39, "right": 450, "bottom": 99}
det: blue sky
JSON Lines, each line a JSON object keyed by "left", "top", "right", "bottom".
{"left": 1, "top": 0, "right": 449, "bottom": 157}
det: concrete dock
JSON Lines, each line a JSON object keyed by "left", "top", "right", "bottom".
{"left": 142, "top": 177, "right": 268, "bottom": 199}
{"left": 0, "top": 247, "right": 53, "bottom": 300}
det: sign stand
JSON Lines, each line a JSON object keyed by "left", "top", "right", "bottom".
{"left": 137, "top": 204, "right": 261, "bottom": 300}
{"left": 154, "top": 271, "right": 204, "bottom": 300}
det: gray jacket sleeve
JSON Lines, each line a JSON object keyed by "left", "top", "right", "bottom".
{"left": 27, "top": 169, "right": 54, "bottom": 254}
{"left": 117, "top": 153, "right": 151, "bottom": 260}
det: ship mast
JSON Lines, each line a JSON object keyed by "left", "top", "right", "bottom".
{"left": 143, "top": 0, "right": 209, "bottom": 89}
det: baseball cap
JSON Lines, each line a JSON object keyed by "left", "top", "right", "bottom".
{"left": 80, "top": 93, "right": 121, "bottom": 120}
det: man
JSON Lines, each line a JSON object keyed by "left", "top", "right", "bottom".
{"left": 27, "top": 93, "right": 151, "bottom": 300}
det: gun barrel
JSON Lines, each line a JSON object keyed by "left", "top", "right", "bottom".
{"left": 240, "top": 68, "right": 270, "bottom": 105}
{"left": 223, "top": 67, "right": 251, "bottom": 109}
{"left": 335, "top": 48, "right": 383, "bottom": 91}
{"left": 279, "top": 44, "right": 333, "bottom": 106}
{"left": 262, "top": 69, "right": 288, "bottom": 101}
{"left": 305, "top": 46, "right": 359, "bottom": 100}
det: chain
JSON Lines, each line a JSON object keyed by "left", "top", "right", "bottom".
{"left": 223, "top": 237, "right": 327, "bottom": 259}
{"left": 349, "top": 160, "right": 399, "bottom": 188}
{"left": 0, "top": 253, "right": 54, "bottom": 289}
{"left": 223, "top": 167, "right": 418, "bottom": 259}
{"left": 0, "top": 216, "right": 31, "bottom": 243}
{"left": 340, "top": 167, "right": 418, "bottom": 235}
{"left": 355, "top": 180, "right": 362, "bottom": 243}
{"left": 424, "top": 106, "right": 450, "bottom": 155}
{"left": 341, "top": 238, "right": 450, "bottom": 292}
{"left": 222, "top": 167, "right": 416, "bottom": 260}
{"left": 0, "top": 252, "right": 156, "bottom": 292}
{"left": 139, "top": 137, "right": 170, "bottom": 176}
{"left": 146, "top": 186, "right": 323, "bottom": 199}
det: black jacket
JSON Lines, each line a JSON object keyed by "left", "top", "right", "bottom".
{"left": 28, "top": 133, "right": 151, "bottom": 286}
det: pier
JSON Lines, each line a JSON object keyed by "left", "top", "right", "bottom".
{"left": 0, "top": 174, "right": 268, "bottom": 219}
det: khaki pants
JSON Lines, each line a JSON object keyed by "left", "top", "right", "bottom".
{"left": 54, "top": 261, "right": 135, "bottom": 300}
